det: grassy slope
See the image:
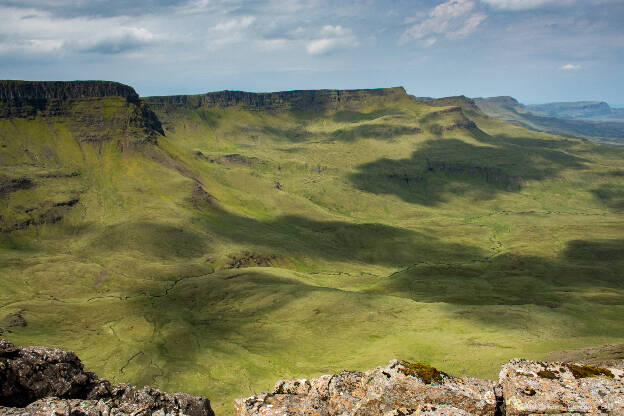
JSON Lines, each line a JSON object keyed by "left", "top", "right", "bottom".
{"left": 1, "top": 91, "right": 624, "bottom": 414}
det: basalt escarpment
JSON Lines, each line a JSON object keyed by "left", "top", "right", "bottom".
{"left": 0, "top": 80, "right": 165, "bottom": 233}
{"left": 0, "top": 80, "right": 163, "bottom": 142}
{"left": 0, "top": 81, "right": 139, "bottom": 102}
{"left": 0, "top": 339, "right": 214, "bottom": 416}
{"left": 236, "top": 359, "right": 624, "bottom": 416}
{"left": 145, "top": 87, "right": 408, "bottom": 114}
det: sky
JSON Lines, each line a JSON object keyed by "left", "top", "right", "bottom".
{"left": 1, "top": 0, "right": 623, "bottom": 104}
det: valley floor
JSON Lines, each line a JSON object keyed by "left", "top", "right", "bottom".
{"left": 1, "top": 87, "right": 623, "bottom": 414}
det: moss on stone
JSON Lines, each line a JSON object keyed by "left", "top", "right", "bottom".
{"left": 566, "top": 364, "right": 614, "bottom": 379}
{"left": 537, "top": 370, "right": 558, "bottom": 379}
{"left": 397, "top": 361, "right": 445, "bottom": 384}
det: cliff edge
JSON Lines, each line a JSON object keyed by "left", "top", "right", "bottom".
{"left": 0, "top": 80, "right": 163, "bottom": 141}
{"left": 0, "top": 80, "right": 139, "bottom": 102}
{"left": 145, "top": 87, "right": 408, "bottom": 113}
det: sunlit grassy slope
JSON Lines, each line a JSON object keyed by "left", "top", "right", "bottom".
{"left": 1, "top": 88, "right": 623, "bottom": 414}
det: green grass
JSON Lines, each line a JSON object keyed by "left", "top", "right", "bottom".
{"left": 1, "top": 91, "right": 624, "bottom": 415}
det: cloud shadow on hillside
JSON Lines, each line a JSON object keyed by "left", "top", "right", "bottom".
{"left": 259, "top": 122, "right": 421, "bottom": 143}
{"left": 349, "top": 132, "right": 589, "bottom": 206}
{"left": 369, "top": 238, "right": 624, "bottom": 308}
{"left": 202, "top": 211, "right": 485, "bottom": 267}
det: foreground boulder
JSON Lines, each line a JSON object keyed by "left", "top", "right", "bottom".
{"left": 235, "top": 359, "right": 498, "bottom": 416}
{"left": 236, "top": 358, "right": 624, "bottom": 416}
{"left": 499, "top": 358, "right": 624, "bottom": 415}
{"left": 0, "top": 339, "right": 214, "bottom": 416}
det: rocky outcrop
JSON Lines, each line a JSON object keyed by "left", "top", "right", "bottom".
{"left": 236, "top": 359, "right": 624, "bottom": 416}
{"left": 499, "top": 359, "right": 623, "bottom": 415}
{"left": 0, "top": 81, "right": 139, "bottom": 103}
{"left": 0, "top": 339, "right": 214, "bottom": 416}
{"left": 235, "top": 360, "right": 497, "bottom": 416}
{"left": 416, "top": 96, "right": 483, "bottom": 114}
{"left": 0, "top": 80, "right": 163, "bottom": 142}
{"left": 3, "top": 339, "right": 622, "bottom": 416}
{"left": 145, "top": 87, "right": 408, "bottom": 113}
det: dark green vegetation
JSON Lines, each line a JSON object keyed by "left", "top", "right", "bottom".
{"left": 396, "top": 361, "right": 446, "bottom": 384}
{"left": 1, "top": 82, "right": 624, "bottom": 414}
{"left": 566, "top": 364, "right": 614, "bottom": 379}
{"left": 473, "top": 96, "right": 624, "bottom": 145}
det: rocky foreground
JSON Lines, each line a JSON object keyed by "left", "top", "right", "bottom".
{"left": 236, "top": 359, "right": 624, "bottom": 416}
{"left": 0, "top": 339, "right": 214, "bottom": 416}
{"left": 2, "top": 339, "right": 623, "bottom": 415}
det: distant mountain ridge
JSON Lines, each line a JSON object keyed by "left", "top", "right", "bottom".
{"left": 474, "top": 96, "right": 624, "bottom": 145}
{"left": 527, "top": 100, "right": 624, "bottom": 121}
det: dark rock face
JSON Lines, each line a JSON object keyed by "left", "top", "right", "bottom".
{"left": 0, "top": 80, "right": 163, "bottom": 144}
{"left": 0, "top": 339, "right": 98, "bottom": 407}
{"left": 0, "top": 81, "right": 138, "bottom": 102}
{"left": 145, "top": 87, "right": 408, "bottom": 113}
{"left": 0, "top": 339, "right": 214, "bottom": 416}
{"left": 0, "top": 80, "right": 140, "bottom": 119}
{"left": 236, "top": 359, "right": 624, "bottom": 416}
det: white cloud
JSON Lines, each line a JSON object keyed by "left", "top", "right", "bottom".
{"left": 453, "top": 13, "right": 487, "bottom": 37}
{"left": 561, "top": 63, "right": 582, "bottom": 70}
{"left": 480, "top": 0, "right": 561, "bottom": 10}
{"left": 214, "top": 16, "right": 256, "bottom": 31}
{"left": 0, "top": 6, "right": 157, "bottom": 56}
{"left": 401, "top": 0, "right": 486, "bottom": 46}
{"left": 306, "top": 25, "right": 358, "bottom": 55}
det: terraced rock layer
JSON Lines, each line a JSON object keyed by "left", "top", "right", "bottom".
{"left": 0, "top": 80, "right": 139, "bottom": 102}
{"left": 145, "top": 87, "right": 407, "bottom": 113}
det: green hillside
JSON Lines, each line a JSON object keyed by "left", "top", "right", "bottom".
{"left": 1, "top": 82, "right": 624, "bottom": 414}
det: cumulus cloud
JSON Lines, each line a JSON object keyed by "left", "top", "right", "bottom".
{"left": 0, "top": 6, "right": 157, "bottom": 56}
{"left": 401, "top": 0, "right": 486, "bottom": 46}
{"left": 78, "top": 27, "right": 154, "bottom": 54}
{"left": 306, "top": 25, "right": 358, "bottom": 55}
{"left": 561, "top": 63, "right": 582, "bottom": 70}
